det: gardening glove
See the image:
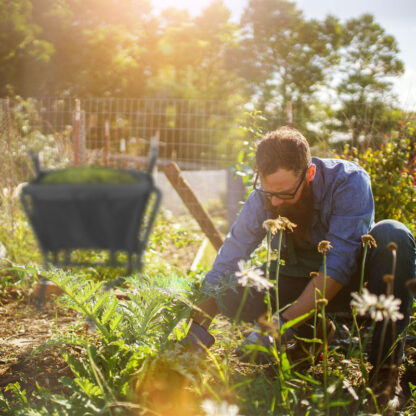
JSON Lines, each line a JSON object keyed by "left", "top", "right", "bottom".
{"left": 236, "top": 315, "right": 295, "bottom": 363}
{"left": 180, "top": 322, "right": 215, "bottom": 353}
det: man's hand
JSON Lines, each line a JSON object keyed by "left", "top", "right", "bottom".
{"left": 280, "top": 272, "right": 343, "bottom": 327}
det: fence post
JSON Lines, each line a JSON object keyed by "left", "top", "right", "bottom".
{"left": 73, "top": 99, "right": 80, "bottom": 166}
{"left": 104, "top": 120, "right": 110, "bottom": 166}
{"left": 286, "top": 101, "right": 293, "bottom": 127}
{"left": 79, "top": 108, "right": 86, "bottom": 165}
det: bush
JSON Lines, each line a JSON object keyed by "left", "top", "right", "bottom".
{"left": 341, "top": 127, "right": 415, "bottom": 235}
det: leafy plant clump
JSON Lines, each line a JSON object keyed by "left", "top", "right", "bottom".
{"left": 341, "top": 126, "right": 415, "bottom": 235}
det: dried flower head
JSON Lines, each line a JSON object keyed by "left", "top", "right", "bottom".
{"left": 278, "top": 216, "right": 297, "bottom": 232}
{"left": 361, "top": 234, "right": 377, "bottom": 248}
{"left": 235, "top": 260, "right": 273, "bottom": 292}
{"left": 383, "top": 274, "right": 394, "bottom": 285}
{"left": 350, "top": 288, "right": 404, "bottom": 322}
{"left": 262, "top": 216, "right": 297, "bottom": 234}
{"left": 201, "top": 400, "right": 243, "bottom": 416}
{"left": 263, "top": 218, "right": 284, "bottom": 235}
{"left": 406, "top": 279, "right": 416, "bottom": 295}
{"left": 318, "top": 240, "right": 333, "bottom": 254}
{"left": 387, "top": 242, "right": 398, "bottom": 251}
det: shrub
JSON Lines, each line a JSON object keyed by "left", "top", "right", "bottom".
{"left": 341, "top": 126, "right": 415, "bottom": 235}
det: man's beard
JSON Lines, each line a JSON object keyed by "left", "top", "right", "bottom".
{"left": 265, "top": 182, "right": 314, "bottom": 241}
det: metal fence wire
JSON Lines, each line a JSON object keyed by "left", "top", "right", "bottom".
{"left": 3, "top": 97, "right": 241, "bottom": 171}
{"left": 0, "top": 96, "right": 250, "bottom": 231}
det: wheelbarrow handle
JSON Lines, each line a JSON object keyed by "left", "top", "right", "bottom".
{"left": 28, "top": 150, "right": 41, "bottom": 178}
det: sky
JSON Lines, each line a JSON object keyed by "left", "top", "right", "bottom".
{"left": 153, "top": 0, "right": 416, "bottom": 109}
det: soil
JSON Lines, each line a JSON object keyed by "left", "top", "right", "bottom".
{"left": 0, "top": 287, "right": 79, "bottom": 398}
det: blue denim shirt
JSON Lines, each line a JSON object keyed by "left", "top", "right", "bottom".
{"left": 205, "top": 157, "right": 375, "bottom": 287}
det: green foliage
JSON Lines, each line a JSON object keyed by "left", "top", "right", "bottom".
{"left": 333, "top": 14, "right": 405, "bottom": 146}
{"left": 234, "top": 110, "right": 267, "bottom": 190}
{"left": 230, "top": 0, "right": 341, "bottom": 138}
{"left": 341, "top": 128, "right": 415, "bottom": 234}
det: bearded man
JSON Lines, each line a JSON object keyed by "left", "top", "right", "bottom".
{"left": 181, "top": 127, "right": 415, "bottom": 410}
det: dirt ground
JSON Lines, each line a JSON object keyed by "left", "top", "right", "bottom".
{"left": 0, "top": 287, "right": 79, "bottom": 398}
{"left": 2, "top": 282, "right": 416, "bottom": 412}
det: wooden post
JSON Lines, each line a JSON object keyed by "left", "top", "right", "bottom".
{"left": 104, "top": 120, "right": 110, "bottom": 166}
{"left": 286, "top": 101, "right": 293, "bottom": 127}
{"left": 163, "top": 162, "right": 224, "bottom": 252}
{"left": 79, "top": 109, "right": 86, "bottom": 165}
{"left": 73, "top": 99, "right": 81, "bottom": 166}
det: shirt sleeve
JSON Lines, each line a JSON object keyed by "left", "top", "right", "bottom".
{"left": 321, "top": 170, "right": 374, "bottom": 286}
{"left": 204, "top": 190, "right": 268, "bottom": 286}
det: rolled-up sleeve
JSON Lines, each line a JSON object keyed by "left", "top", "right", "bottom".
{"left": 321, "top": 170, "right": 374, "bottom": 286}
{"left": 204, "top": 191, "right": 267, "bottom": 286}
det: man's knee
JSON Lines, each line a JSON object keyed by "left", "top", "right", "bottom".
{"left": 368, "top": 219, "right": 416, "bottom": 286}
{"left": 370, "top": 219, "right": 414, "bottom": 250}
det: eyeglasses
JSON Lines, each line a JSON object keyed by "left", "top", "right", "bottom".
{"left": 253, "top": 166, "right": 309, "bottom": 200}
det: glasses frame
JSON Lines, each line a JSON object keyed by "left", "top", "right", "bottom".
{"left": 253, "top": 165, "right": 309, "bottom": 200}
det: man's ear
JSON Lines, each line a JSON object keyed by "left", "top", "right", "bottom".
{"left": 307, "top": 164, "right": 316, "bottom": 182}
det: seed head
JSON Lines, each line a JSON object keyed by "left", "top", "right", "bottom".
{"left": 318, "top": 240, "right": 333, "bottom": 254}
{"left": 262, "top": 216, "right": 297, "bottom": 234}
{"left": 405, "top": 279, "right": 416, "bottom": 295}
{"left": 361, "top": 234, "right": 377, "bottom": 248}
{"left": 262, "top": 218, "right": 283, "bottom": 235}
{"left": 383, "top": 274, "right": 394, "bottom": 285}
{"left": 387, "top": 242, "right": 398, "bottom": 252}
{"left": 278, "top": 216, "right": 297, "bottom": 232}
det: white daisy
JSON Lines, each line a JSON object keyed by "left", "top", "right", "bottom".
{"left": 235, "top": 260, "right": 273, "bottom": 292}
{"left": 350, "top": 288, "right": 404, "bottom": 322}
{"left": 201, "top": 400, "right": 243, "bottom": 416}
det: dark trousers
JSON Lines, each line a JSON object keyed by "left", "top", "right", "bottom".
{"left": 217, "top": 220, "right": 416, "bottom": 367}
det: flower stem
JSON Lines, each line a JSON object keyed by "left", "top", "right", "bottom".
{"left": 322, "top": 253, "right": 328, "bottom": 410}
{"left": 359, "top": 244, "right": 369, "bottom": 294}
{"left": 265, "top": 231, "right": 272, "bottom": 321}
{"left": 274, "top": 230, "right": 284, "bottom": 323}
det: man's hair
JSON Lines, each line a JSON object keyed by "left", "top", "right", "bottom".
{"left": 256, "top": 126, "right": 311, "bottom": 176}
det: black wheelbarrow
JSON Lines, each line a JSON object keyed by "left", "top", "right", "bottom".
{"left": 20, "top": 149, "right": 161, "bottom": 306}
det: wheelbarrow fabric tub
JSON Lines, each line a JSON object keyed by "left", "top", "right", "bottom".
{"left": 20, "top": 166, "right": 161, "bottom": 272}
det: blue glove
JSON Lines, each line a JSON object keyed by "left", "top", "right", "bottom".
{"left": 180, "top": 322, "right": 215, "bottom": 352}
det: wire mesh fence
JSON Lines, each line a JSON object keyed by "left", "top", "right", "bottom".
{"left": 0, "top": 97, "right": 249, "bottom": 239}
{"left": 1, "top": 97, "right": 241, "bottom": 171}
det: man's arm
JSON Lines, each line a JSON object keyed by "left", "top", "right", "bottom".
{"left": 280, "top": 272, "right": 343, "bottom": 327}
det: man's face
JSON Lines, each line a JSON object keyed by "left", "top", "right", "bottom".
{"left": 260, "top": 168, "right": 306, "bottom": 208}
{"left": 259, "top": 166, "right": 316, "bottom": 237}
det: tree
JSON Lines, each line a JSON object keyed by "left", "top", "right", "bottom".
{"left": 334, "top": 14, "right": 404, "bottom": 147}
{"left": 0, "top": 0, "right": 53, "bottom": 96}
{"left": 228, "top": 0, "right": 341, "bottom": 138}
{"left": 27, "top": 0, "right": 157, "bottom": 97}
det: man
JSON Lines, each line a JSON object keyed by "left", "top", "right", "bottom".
{"left": 182, "top": 127, "right": 415, "bottom": 408}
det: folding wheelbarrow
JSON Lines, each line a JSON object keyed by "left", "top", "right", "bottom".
{"left": 20, "top": 149, "right": 161, "bottom": 307}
